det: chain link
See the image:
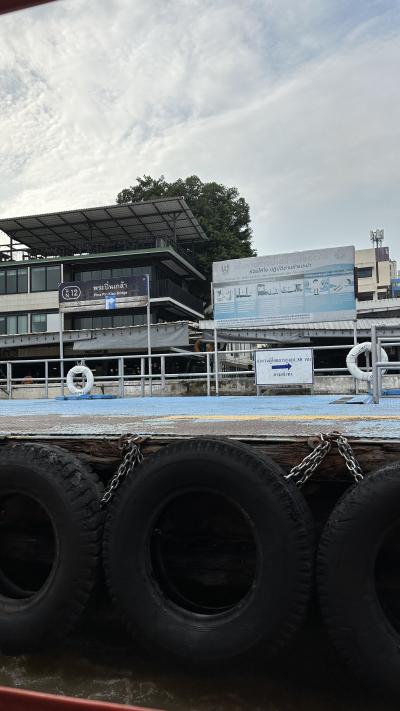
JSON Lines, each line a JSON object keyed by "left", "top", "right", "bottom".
{"left": 285, "top": 431, "right": 363, "bottom": 487}
{"left": 100, "top": 435, "right": 145, "bottom": 508}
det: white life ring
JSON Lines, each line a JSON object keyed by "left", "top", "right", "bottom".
{"left": 346, "top": 342, "right": 388, "bottom": 382}
{"left": 66, "top": 365, "right": 94, "bottom": 395}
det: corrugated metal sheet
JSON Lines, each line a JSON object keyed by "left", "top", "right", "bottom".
{"left": 199, "top": 318, "right": 400, "bottom": 331}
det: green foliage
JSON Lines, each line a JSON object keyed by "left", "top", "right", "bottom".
{"left": 116, "top": 175, "right": 256, "bottom": 294}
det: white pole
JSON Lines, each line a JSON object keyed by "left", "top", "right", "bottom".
{"left": 353, "top": 320, "right": 358, "bottom": 395}
{"left": 59, "top": 265, "right": 64, "bottom": 398}
{"left": 214, "top": 323, "right": 219, "bottom": 396}
{"left": 59, "top": 310, "right": 64, "bottom": 398}
{"left": 147, "top": 274, "right": 152, "bottom": 397}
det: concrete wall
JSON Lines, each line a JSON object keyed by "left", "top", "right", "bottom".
{"left": 0, "top": 291, "right": 58, "bottom": 312}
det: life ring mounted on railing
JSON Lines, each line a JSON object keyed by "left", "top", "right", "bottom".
{"left": 66, "top": 363, "right": 94, "bottom": 395}
{"left": 346, "top": 342, "right": 388, "bottom": 382}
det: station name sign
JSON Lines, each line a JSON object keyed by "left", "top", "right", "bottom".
{"left": 59, "top": 275, "right": 149, "bottom": 313}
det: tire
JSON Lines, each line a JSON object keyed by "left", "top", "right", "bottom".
{"left": 0, "top": 442, "right": 103, "bottom": 653}
{"left": 103, "top": 437, "right": 313, "bottom": 664}
{"left": 66, "top": 365, "right": 94, "bottom": 395}
{"left": 318, "top": 464, "right": 400, "bottom": 694}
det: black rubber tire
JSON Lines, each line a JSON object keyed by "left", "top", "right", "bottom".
{"left": 103, "top": 437, "right": 313, "bottom": 664}
{"left": 318, "top": 463, "right": 400, "bottom": 694}
{"left": 0, "top": 442, "right": 103, "bottom": 653}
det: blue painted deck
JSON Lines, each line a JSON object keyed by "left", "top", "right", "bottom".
{"left": 0, "top": 395, "right": 399, "bottom": 439}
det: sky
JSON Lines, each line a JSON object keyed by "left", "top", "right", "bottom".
{"left": 0, "top": 0, "right": 399, "bottom": 264}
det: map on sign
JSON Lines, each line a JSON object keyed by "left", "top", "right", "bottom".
{"left": 255, "top": 348, "right": 314, "bottom": 386}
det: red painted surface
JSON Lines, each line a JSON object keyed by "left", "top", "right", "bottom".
{"left": 0, "top": 686, "right": 163, "bottom": 711}
{"left": 0, "top": 0, "right": 56, "bottom": 15}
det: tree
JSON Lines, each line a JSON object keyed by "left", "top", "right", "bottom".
{"left": 116, "top": 175, "right": 256, "bottom": 295}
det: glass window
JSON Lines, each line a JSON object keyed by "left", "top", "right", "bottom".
{"left": 31, "top": 265, "right": 60, "bottom": 291}
{"left": 7, "top": 315, "right": 17, "bottom": 334}
{"left": 131, "top": 265, "right": 151, "bottom": 277}
{"left": 113, "top": 313, "right": 133, "bottom": 327}
{"left": 17, "top": 267, "right": 28, "bottom": 293}
{"left": 112, "top": 266, "right": 131, "bottom": 277}
{"left": 17, "top": 314, "right": 28, "bottom": 333}
{"left": 92, "top": 316, "right": 105, "bottom": 329}
{"left": 31, "top": 266, "right": 46, "bottom": 292}
{"left": 0, "top": 271, "right": 5, "bottom": 295}
{"left": 73, "top": 316, "right": 92, "bottom": 330}
{"left": 6, "top": 269, "right": 17, "bottom": 294}
{"left": 0, "top": 316, "right": 5, "bottom": 334}
{"left": 46, "top": 265, "right": 61, "bottom": 291}
{"left": 31, "top": 313, "right": 47, "bottom": 333}
{"left": 357, "top": 267, "right": 373, "bottom": 279}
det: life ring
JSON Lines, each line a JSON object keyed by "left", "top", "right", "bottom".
{"left": 346, "top": 342, "right": 388, "bottom": 382}
{"left": 66, "top": 365, "right": 94, "bottom": 395}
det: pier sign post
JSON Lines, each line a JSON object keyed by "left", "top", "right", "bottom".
{"left": 255, "top": 348, "right": 314, "bottom": 386}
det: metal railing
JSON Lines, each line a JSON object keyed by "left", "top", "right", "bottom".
{"left": 371, "top": 324, "right": 400, "bottom": 403}
{"left": 0, "top": 342, "right": 373, "bottom": 400}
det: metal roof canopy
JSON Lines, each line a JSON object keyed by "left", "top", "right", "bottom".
{"left": 198, "top": 318, "right": 400, "bottom": 342}
{"left": 0, "top": 198, "right": 207, "bottom": 258}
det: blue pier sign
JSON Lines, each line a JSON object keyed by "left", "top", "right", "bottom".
{"left": 212, "top": 246, "right": 356, "bottom": 327}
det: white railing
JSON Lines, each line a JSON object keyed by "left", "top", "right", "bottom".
{"left": 0, "top": 343, "right": 369, "bottom": 399}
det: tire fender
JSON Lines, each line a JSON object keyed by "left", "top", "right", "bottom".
{"left": 66, "top": 365, "right": 94, "bottom": 395}
{"left": 346, "top": 342, "right": 388, "bottom": 382}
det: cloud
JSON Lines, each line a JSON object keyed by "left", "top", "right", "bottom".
{"left": 0, "top": 0, "right": 399, "bottom": 262}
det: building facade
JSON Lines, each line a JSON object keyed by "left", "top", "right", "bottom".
{"left": 355, "top": 246, "right": 397, "bottom": 301}
{"left": 0, "top": 199, "right": 207, "bottom": 372}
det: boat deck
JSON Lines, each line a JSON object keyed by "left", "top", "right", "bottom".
{"left": 0, "top": 395, "right": 399, "bottom": 442}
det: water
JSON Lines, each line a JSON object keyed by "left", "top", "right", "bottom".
{"left": 0, "top": 616, "right": 395, "bottom": 711}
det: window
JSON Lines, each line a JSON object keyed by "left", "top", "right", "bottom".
{"left": 1, "top": 314, "right": 28, "bottom": 335}
{"left": 31, "top": 264, "right": 61, "bottom": 292}
{"left": 31, "top": 313, "right": 47, "bottom": 333}
{"left": 17, "top": 268, "right": 28, "bottom": 293}
{"left": 47, "top": 265, "right": 61, "bottom": 291}
{"left": 31, "top": 266, "right": 46, "bottom": 291}
{"left": 113, "top": 313, "right": 133, "bottom": 327}
{"left": 0, "top": 267, "right": 28, "bottom": 294}
{"left": 74, "top": 268, "right": 112, "bottom": 281}
{"left": 357, "top": 267, "right": 373, "bottom": 279}
{"left": 6, "top": 269, "right": 17, "bottom": 294}
{"left": 357, "top": 292, "right": 374, "bottom": 301}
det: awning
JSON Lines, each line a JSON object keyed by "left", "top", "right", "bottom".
{"left": 0, "top": 198, "right": 207, "bottom": 257}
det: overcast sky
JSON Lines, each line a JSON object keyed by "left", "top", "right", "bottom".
{"left": 0, "top": 0, "right": 399, "bottom": 264}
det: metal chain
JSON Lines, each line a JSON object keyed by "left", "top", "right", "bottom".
{"left": 100, "top": 435, "right": 145, "bottom": 508}
{"left": 285, "top": 431, "right": 363, "bottom": 487}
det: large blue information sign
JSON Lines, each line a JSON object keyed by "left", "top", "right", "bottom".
{"left": 213, "top": 246, "right": 356, "bottom": 326}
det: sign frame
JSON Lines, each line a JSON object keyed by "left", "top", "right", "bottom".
{"left": 254, "top": 347, "right": 314, "bottom": 387}
{"left": 212, "top": 246, "right": 356, "bottom": 327}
